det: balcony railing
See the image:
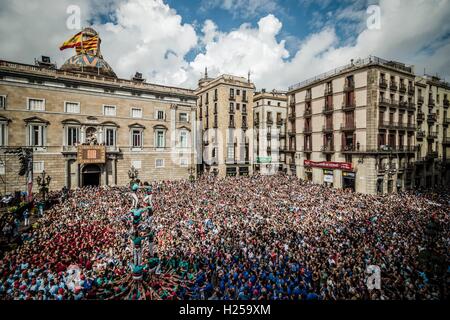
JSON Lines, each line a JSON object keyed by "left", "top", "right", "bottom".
{"left": 379, "top": 97, "right": 391, "bottom": 108}
{"left": 242, "top": 96, "right": 248, "bottom": 103}
{"left": 379, "top": 79, "right": 388, "bottom": 89}
{"left": 288, "top": 112, "right": 296, "bottom": 121}
{"left": 426, "top": 151, "right": 438, "bottom": 159}
{"left": 229, "top": 122, "right": 235, "bottom": 128}
{"left": 379, "top": 120, "right": 398, "bottom": 129}
{"left": 213, "top": 95, "right": 218, "bottom": 101}
{"left": 322, "top": 105, "right": 334, "bottom": 114}
{"left": 444, "top": 99, "right": 449, "bottom": 108}
{"left": 443, "top": 117, "right": 450, "bottom": 125}
{"left": 229, "top": 108, "right": 235, "bottom": 114}
{"left": 229, "top": 95, "right": 235, "bottom": 101}
{"left": 340, "top": 145, "right": 417, "bottom": 154}
{"left": 254, "top": 118, "right": 260, "bottom": 126}
{"left": 302, "top": 146, "right": 312, "bottom": 152}
{"left": 399, "top": 84, "right": 407, "bottom": 93}
{"left": 322, "top": 125, "right": 333, "bottom": 133}
{"left": 276, "top": 118, "right": 284, "bottom": 125}
{"left": 428, "top": 97, "right": 435, "bottom": 106}
{"left": 398, "top": 101, "right": 408, "bottom": 109}
{"left": 417, "top": 111, "right": 424, "bottom": 121}
{"left": 407, "top": 102, "right": 416, "bottom": 111}
{"left": 303, "top": 127, "right": 312, "bottom": 134}
{"left": 303, "top": 109, "right": 312, "bottom": 117}
{"left": 344, "top": 81, "right": 355, "bottom": 92}
{"left": 427, "top": 131, "right": 438, "bottom": 139}
{"left": 416, "top": 130, "right": 425, "bottom": 139}
{"left": 389, "top": 81, "right": 398, "bottom": 91}
{"left": 342, "top": 101, "right": 356, "bottom": 110}
{"left": 427, "top": 113, "right": 437, "bottom": 122}
{"left": 324, "top": 87, "right": 333, "bottom": 96}
{"left": 290, "top": 100, "right": 296, "bottom": 107}
{"left": 321, "top": 145, "right": 335, "bottom": 153}
{"left": 305, "top": 92, "right": 312, "bottom": 101}
{"left": 405, "top": 122, "right": 416, "bottom": 130}
{"left": 443, "top": 136, "right": 450, "bottom": 144}
{"left": 340, "top": 122, "right": 356, "bottom": 131}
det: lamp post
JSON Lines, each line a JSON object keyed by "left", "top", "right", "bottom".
{"left": 188, "top": 167, "right": 196, "bottom": 183}
{"left": 36, "top": 170, "right": 51, "bottom": 202}
{"left": 128, "top": 166, "right": 138, "bottom": 185}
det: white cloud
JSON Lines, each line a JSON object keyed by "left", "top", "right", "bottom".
{"left": 0, "top": 0, "right": 449, "bottom": 91}
{"left": 200, "top": 0, "right": 282, "bottom": 19}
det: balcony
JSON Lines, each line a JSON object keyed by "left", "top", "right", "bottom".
{"left": 344, "top": 81, "right": 355, "bottom": 92}
{"left": 417, "top": 96, "right": 424, "bottom": 105}
{"left": 405, "top": 122, "right": 416, "bottom": 131}
{"left": 305, "top": 92, "right": 312, "bottom": 102}
{"left": 229, "top": 95, "right": 235, "bottom": 101}
{"left": 379, "top": 79, "right": 388, "bottom": 89}
{"left": 399, "top": 84, "right": 407, "bottom": 93}
{"left": 389, "top": 81, "right": 398, "bottom": 91}
{"left": 303, "top": 146, "right": 312, "bottom": 153}
{"left": 288, "top": 112, "right": 296, "bottom": 121}
{"left": 379, "top": 97, "right": 391, "bottom": 108}
{"left": 229, "top": 108, "right": 235, "bottom": 114}
{"left": 242, "top": 123, "right": 248, "bottom": 130}
{"left": 443, "top": 137, "right": 450, "bottom": 145}
{"left": 213, "top": 95, "right": 218, "bottom": 102}
{"left": 276, "top": 118, "right": 284, "bottom": 126}
{"left": 444, "top": 117, "right": 450, "bottom": 126}
{"left": 228, "top": 122, "right": 235, "bottom": 128}
{"left": 303, "top": 127, "right": 312, "bottom": 134}
{"left": 242, "top": 96, "right": 248, "bottom": 103}
{"left": 324, "top": 87, "right": 333, "bottom": 96}
{"left": 342, "top": 101, "right": 356, "bottom": 111}
{"left": 341, "top": 122, "right": 356, "bottom": 131}
{"left": 427, "top": 113, "right": 437, "bottom": 123}
{"left": 379, "top": 120, "right": 397, "bottom": 130}
{"left": 322, "top": 105, "right": 334, "bottom": 114}
{"left": 416, "top": 130, "right": 425, "bottom": 139}
{"left": 408, "top": 86, "right": 415, "bottom": 96}
{"left": 417, "top": 111, "right": 424, "bottom": 122}
{"left": 428, "top": 97, "right": 435, "bottom": 107}
{"left": 288, "top": 131, "right": 296, "bottom": 137}
{"left": 427, "top": 131, "right": 438, "bottom": 139}
{"left": 254, "top": 118, "right": 260, "bottom": 126}
{"left": 444, "top": 99, "right": 449, "bottom": 108}
{"left": 322, "top": 125, "right": 333, "bottom": 133}
{"left": 321, "top": 145, "right": 335, "bottom": 153}
{"left": 303, "top": 109, "right": 312, "bottom": 118}
{"left": 290, "top": 100, "right": 296, "bottom": 108}
{"left": 407, "top": 102, "right": 416, "bottom": 111}
{"left": 398, "top": 100, "right": 408, "bottom": 109}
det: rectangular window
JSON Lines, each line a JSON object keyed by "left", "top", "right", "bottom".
{"left": 230, "top": 88, "right": 234, "bottom": 98}
{"left": 242, "top": 104, "right": 247, "bottom": 113}
{"left": 0, "top": 96, "right": 6, "bottom": 109}
{"left": 132, "top": 160, "right": 142, "bottom": 169}
{"left": 132, "top": 130, "right": 142, "bottom": 148}
{"left": 156, "top": 130, "right": 165, "bottom": 148}
{"left": 229, "top": 102, "right": 234, "bottom": 113}
{"left": 29, "top": 125, "right": 44, "bottom": 146}
{"left": 0, "top": 161, "right": 4, "bottom": 175}
{"left": 180, "top": 158, "right": 188, "bottom": 167}
{"left": 243, "top": 90, "right": 247, "bottom": 100}
{"left": 180, "top": 131, "right": 188, "bottom": 148}
{"left": 67, "top": 127, "right": 79, "bottom": 146}
{"left": 105, "top": 128, "right": 115, "bottom": 146}
{"left": 28, "top": 98, "right": 45, "bottom": 111}
{"left": 227, "top": 145, "right": 234, "bottom": 159}
{"left": 0, "top": 123, "right": 6, "bottom": 146}
{"left": 131, "top": 108, "right": 142, "bottom": 118}
{"left": 237, "top": 89, "right": 240, "bottom": 96}
{"left": 155, "top": 159, "right": 164, "bottom": 168}
{"left": 103, "top": 105, "right": 116, "bottom": 116}
{"left": 65, "top": 102, "right": 80, "bottom": 113}
{"left": 157, "top": 110, "right": 165, "bottom": 120}
{"left": 33, "top": 161, "right": 44, "bottom": 173}
{"left": 179, "top": 112, "right": 188, "bottom": 122}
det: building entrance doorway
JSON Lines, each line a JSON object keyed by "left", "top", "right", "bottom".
{"left": 82, "top": 164, "right": 101, "bottom": 187}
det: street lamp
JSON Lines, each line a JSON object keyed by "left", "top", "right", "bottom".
{"left": 188, "top": 167, "right": 195, "bottom": 182}
{"left": 128, "top": 166, "right": 138, "bottom": 185}
{"left": 36, "top": 170, "right": 51, "bottom": 202}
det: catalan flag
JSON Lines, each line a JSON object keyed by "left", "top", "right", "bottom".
{"left": 76, "top": 36, "right": 99, "bottom": 54}
{"left": 59, "top": 31, "right": 83, "bottom": 51}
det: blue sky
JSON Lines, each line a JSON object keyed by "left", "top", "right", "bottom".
{"left": 0, "top": 0, "right": 449, "bottom": 90}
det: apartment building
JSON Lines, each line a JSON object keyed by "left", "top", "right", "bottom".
{"left": 195, "top": 71, "right": 255, "bottom": 177}
{"left": 0, "top": 38, "right": 197, "bottom": 193}
{"left": 287, "top": 56, "right": 418, "bottom": 194}
{"left": 253, "top": 90, "right": 287, "bottom": 175}
{"left": 414, "top": 75, "right": 450, "bottom": 187}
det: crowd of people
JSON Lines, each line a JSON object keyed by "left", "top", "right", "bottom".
{"left": 0, "top": 174, "right": 448, "bottom": 300}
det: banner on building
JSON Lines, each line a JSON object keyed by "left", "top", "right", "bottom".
{"left": 77, "top": 145, "right": 106, "bottom": 164}
{"left": 304, "top": 160, "right": 352, "bottom": 170}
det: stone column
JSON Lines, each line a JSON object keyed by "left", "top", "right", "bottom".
{"left": 76, "top": 163, "right": 80, "bottom": 188}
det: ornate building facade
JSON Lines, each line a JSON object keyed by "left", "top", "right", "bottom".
{"left": 0, "top": 29, "right": 198, "bottom": 193}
